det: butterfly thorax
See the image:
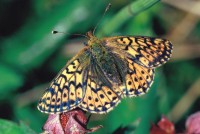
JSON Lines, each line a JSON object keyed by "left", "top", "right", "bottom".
{"left": 86, "top": 31, "right": 125, "bottom": 86}
{"left": 86, "top": 31, "right": 106, "bottom": 59}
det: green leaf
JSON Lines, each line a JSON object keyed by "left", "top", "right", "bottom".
{"left": 0, "top": 119, "right": 23, "bottom": 134}
{"left": 0, "top": 119, "right": 37, "bottom": 134}
{"left": 14, "top": 106, "right": 45, "bottom": 133}
{"left": 20, "top": 121, "right": 37, "bottom": 134}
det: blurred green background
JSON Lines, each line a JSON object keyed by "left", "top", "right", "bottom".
{"left": 0, "top": 0, "right": 200, "bottom": 133}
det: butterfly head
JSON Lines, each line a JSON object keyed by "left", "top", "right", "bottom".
{"left": 86, "top": 31, "right": 94, "bottom": 38}
{"left": 86, "top": 31, "right": 101, "bottom": 46}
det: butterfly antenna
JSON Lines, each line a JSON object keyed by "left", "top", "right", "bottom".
{"left": 92, "top": 3, "right": 111, "bottom": 35}
{"left": 52, "top": 30, "right": 89, "bottom": 39}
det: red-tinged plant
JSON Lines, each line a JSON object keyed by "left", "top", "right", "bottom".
{"left": 150, "top": 116, "right": 175, "bottom": 134}
{"left": 42, "top": 108, "right": 102, "bottom": 134}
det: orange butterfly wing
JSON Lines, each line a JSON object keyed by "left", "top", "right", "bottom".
{"left": 79, "top": 63, "right": 122, "bottom": 113}
{"left": 37, "top": 47, "right": 122, "bottom": 114}
{"left": 104, "top": 36, "right": 173, "bottom": 68}
{"left": 103, "top": 36, "right": 172, "bottom": 97}
{"left": 37, "top": 48, "right": 90, "bottom": 114}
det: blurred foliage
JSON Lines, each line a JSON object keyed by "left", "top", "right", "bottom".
{"left": 0, "top": 119, "right": 36, "bottom": 134}
{"left": 0, "top": 0, "right": 200, "bottom": 134}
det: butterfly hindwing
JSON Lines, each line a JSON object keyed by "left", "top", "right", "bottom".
{"left": 121, "top": 58, "right": 154, "bottom": 97}
{"left": 37, "top": 48, "right": 90, "bottom": 114}
{"left": 79, "top": 60, "right": 122, "bottom": 113}
{"left": 104, "top": 36, "right": 173, "bottom": 68}
{"left": 103, "top": 36, "right": 172, "bottom": 97}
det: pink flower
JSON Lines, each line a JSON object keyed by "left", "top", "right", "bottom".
{"left": 42, "top": 108, "right": 102, "bottom": 134}
{"left": 186, "top": 111, "right": 200, "bottom": 134}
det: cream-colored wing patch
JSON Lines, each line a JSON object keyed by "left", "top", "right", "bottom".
{"left": 37, "top": 48, "right": 90, "bottom": 114}
{"left": 104, "top": 36, "right": 173, "bottom": 68}
{"left": 120, "top": 58, "right": 155, "bottom": 97}
{"left": 79, "top": 66, "right": 122, "bottom": 114}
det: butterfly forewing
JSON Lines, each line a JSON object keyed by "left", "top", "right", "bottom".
{"left": 37, "top": 48, "right": 91, "bottom": 114}
{"left": 104, "top": 36, "right": 173, "bottom": 68}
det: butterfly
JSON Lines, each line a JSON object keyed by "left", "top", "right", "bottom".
{"left": 37, "top": 31, "right": 173, "bottom": 114}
